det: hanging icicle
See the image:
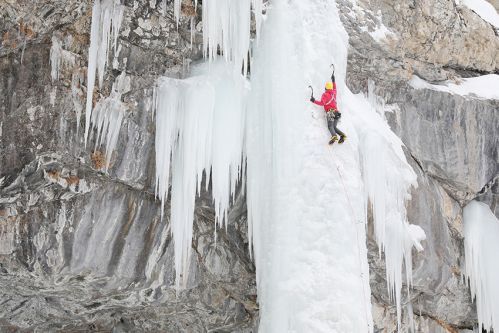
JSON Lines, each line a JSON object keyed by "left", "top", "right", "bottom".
{"left": 154, "top": 61, "right": 247, "bottom": 289}
{"left": 84, "top": 0, "right": 124, "bottom": 145}
{"left": 464, "top": 201, "right": 499, "bottom": 332}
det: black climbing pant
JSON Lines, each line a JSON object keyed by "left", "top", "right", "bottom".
{"left": 327, "top": 111, "right": 345, "bottom": 137}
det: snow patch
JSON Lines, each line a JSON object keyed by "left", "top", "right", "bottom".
{"left": 460, "top": 0, "right": 499, "bottom": 29}
{"left": 410, "top": 74, "right": 499, "bottom": 100}
{"left": 370, "top": 22, "right": 396, "bottom": 42}
{"left": 464, "top": 200, "right": 499, "bottom": 332}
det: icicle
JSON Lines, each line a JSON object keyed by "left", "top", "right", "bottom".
{"left": 20, "top": 39, "right": 26, "bottom": 65}
{"left": 154, "top": 78, "right": 182, "bottom": 219}
{"left": 201, "top": 0, "right": 258, "bottom": 74}
{"left": 154, "top": 61, "right": 247, "bottom": 289}
{"left": 252, "top": 0, "right": 263, "bottom": 42}
{"left": 168, "top": 0, "right": 262, "bottom": 73}
{"left": 173, "top": 0, "right": 181, "bottom": 27}
{"left": 361, "top": 84, "right": 426, "bottom": 329}
{"left": 84, "top": 0, "right": 124, "bottom": 145}
{"left": 50, "top": 35, "right": 76, "bottom": 82}
{"left": 88, "top": 72, "right": 130, "bottom": 171}
{"left": 190, "top": 17, "right": 195, "bottom": 49}
{"left": 464, "top": 200, "right": 499, "bottom": 332}
{"left": 71, "top": 71, "right": 85, "bottom": 135}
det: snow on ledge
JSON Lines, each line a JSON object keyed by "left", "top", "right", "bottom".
{"left": 369, "top": 22, "right": 396, "bottom": 43}
{"left": 459, "top": 0, "right": 499, "bottom": 29}
{"left": 409, "top": 74, "right": 499, "bottom": 100}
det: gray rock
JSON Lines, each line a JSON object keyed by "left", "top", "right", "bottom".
{"left": 385, "top": 85, "right": 498, "bottom": 204}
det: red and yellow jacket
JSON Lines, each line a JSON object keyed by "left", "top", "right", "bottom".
{"left": 313, "top": 88, "right": 338, "bottom": 112}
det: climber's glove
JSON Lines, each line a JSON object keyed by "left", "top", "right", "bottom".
{"left": 310, "top": 96, "right": 315, "bottom": 102}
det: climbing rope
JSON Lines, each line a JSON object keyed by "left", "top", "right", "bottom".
{"left": 328, "top": 144, "right": 372, "bottom": 331}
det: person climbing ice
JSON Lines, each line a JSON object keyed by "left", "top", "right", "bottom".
{"left": 309, "top": 69, "right": 347, "bottom": 145}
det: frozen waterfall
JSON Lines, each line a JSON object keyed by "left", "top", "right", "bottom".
{"left": 84, "top": 0, "right": 124, "bottom": 146}
{"left": 153, "top": 62, "right": 247, "bottom": 289}
{"left": 83, "top": 0, "right": 428, "bottom": 331}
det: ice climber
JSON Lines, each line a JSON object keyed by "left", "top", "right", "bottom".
{"left": 310, "top": 72, "right": 347, "bottom": 145}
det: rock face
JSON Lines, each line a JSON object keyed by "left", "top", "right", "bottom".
{"left": 0, "top": 0, "right": 498, "bottom": 332}
{"left": 340, "top": 0, "right": 499, "bottom": 86}
{"left": 0, "top": 157, "right": 256, "bottom": 332}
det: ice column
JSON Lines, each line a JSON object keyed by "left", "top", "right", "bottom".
{"left": 84, "top": 0, "right": 124, "bottom": 145}
{"left": 172, "top": 0, "right": 264, "bottom": 73}
{"left": 50, "top": 35, "right": 76, "bottom": 82}
{"left": 202, "top": 0, "right": 250, "bottom": 73}
{"left": 154, "top": 62, "right": 247, "bottom": 289}
{"left": 154, "top": 0, "right": 263, "bottom": 289}
{"left": 464, "top": 200, "right": 499, "bottom": 332}
{"left": 88, "top": 72, "right": 130, "bottom": 171}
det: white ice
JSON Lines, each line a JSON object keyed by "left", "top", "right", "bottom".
{"left": 201, "top": 0, "right": 252, "bottom": 75}
{"left": 152, "top": 0, "right": 425, "bottom": 330}
{"left": 153, "top": 61, "right": 247, "bottom": 289}
{"left": 49, "top": 35, "right": 76, "bottom": 82}
{"left": 87, "top": 72, "right": 130, "bottom": 171}
{"left": 410, "top": 74, "right": 499, "bottom": 100}
{"left": 464, "top": 200, "right": 499, "bottom": 332}
{"left": 153, "top": 0, "right": 263, "bottom": 290}
{"left": 247, "top": 0, "right": 424, "bottom": 331}
{"left": 172, "top": 0, "right": 263, "bottom": 74}
{"left": 84, "top": 0, "right": 124, "bottom": 145}
{"left": 246, "top": 1, "right": 372, "bottom": 330}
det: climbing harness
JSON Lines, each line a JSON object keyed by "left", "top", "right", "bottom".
{"left": 326, "top": 110, "right": 338, "bottom": 121}
{"left": 328, "top": 144, "right": 372, "bottom": 331}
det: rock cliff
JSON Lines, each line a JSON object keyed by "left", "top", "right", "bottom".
{"left": 0, "top": 0, "right": 497, "bottom": 331}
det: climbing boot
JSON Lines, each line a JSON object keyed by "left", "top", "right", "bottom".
{"left": 329, "top": 136, "right": 338, "bottom": 145}
{"left": 339, "top": 134, "right": 347, "bottom": 144}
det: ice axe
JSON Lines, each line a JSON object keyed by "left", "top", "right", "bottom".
{"left": 308, "top": 85, "right": 318, "bottom": 119}
{"left": 330, "top": 63, "right": 335, "bottom": 81}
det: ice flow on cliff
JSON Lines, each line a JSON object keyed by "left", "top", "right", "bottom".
{"left": 82, "top": 0, "right": 427, "bottom": 331}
